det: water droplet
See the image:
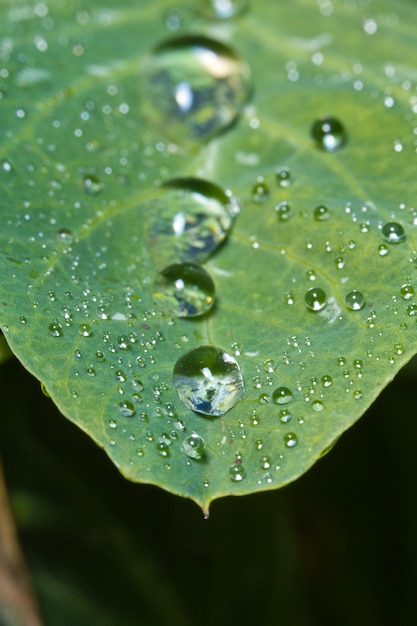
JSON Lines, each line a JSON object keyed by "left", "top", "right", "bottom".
{"left": 251, "top": 177, "right": 269, "bottom": 203}
{"left": 279, "top": 409, "right": 292, "bottom": 423}
{"left": 83, "top": 174, "right": 103, "bottom": 195}
{"left": 272, "top": 387, "right": 294, "bottom": 404}
{"left": 147, "top": 177, "right": 238, "bottom": 266}
{"left": 353, "top": 359, "right": 363, "bottom": 369}
{"left": 335, "top": 256, "right": 346, "bottom": 270}
{"left": 321, "top": 374, "right": 332, "bottom": 387}
{"left": 260, "top": 455, "right": 271, "bottom": 469}
{"left": 1, "top": 159, "right": 13, "bottom": 173}
{"left": 152, "top": 262, "right": 215, "bottom": 317}
{"left": 199, "top": 0, "right": 249, "bottom": 19}
{"left": 229, "top": 463, "right": 246, "bottom": 481}
{"left": 394, "top": 343, "right": 404, "bottom": 355}
{"left": 48, "top": 320, "right": 63, "bottom": 337}
{"left": 311, "top": 115, "right": 347, "bottom": 152}
{"left": 275, "top": 166, "right": 291, "bottom": 188}
{"left": 173, "top": 345, "right": 245, "bottom": 416}
{"left": 275, "top": 201, "right": 293, "bottom": 221}
{"left": 377, "top": 244, "right": 389, "bottom": 256}
{"left": 311, "top": 400, "right": 324, "bottom": 412}
{"left": 181, "top": 433, "right": 205, "bottom": 459}
{"left": 345, "top": 290, "right": 366, "bottom": 311}
{"left": 353, "top": 390, "right": 363, "bottom": 400}
{"left": 313, "top": 204, "right": 331, "bottom": 221}
{"left": 283, "top": 432, "right": 298, "bottom": 448}
{"left": 407, "top": 304, "right": 417, "bottom": 316}
{"left": 118, "top": 400, "right": 135, "bottom": 417}
{"left": 79, "top": 323, "right": 92, "bottom": 337}
{"left": 382, "top": 222, "right": 406, "bottom": 244}
{"left": 305, "top": 287, "right": 327, "bottom": 311}
{"left": 400, "top": 284, "right": 415, "bottom": 300}
{"left": 156, "top": 442, "right": 170, "bottom": 457}
{"left": 140, "top": 35, "right": 251, "bottom": 145}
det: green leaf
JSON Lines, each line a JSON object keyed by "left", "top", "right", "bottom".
{"left": 1, "top": 0, "right": 417, "bottom": 512}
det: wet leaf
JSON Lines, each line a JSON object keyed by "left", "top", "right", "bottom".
{"left": 1, "top": 0, "right": 417, "bottom": 511}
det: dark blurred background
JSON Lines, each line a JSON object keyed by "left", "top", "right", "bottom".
{"left": 1, "top": 354, "right": 416, "bottom": 626}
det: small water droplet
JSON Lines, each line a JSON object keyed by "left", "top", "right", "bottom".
{"left": 152, "top": 262, "right": 215, "bottom": 317}
{"left": 407, "top": 304, "right": 417, "bottom": 316}
{"left": 305, "top": 287, "right": 327, "bottom": 311}
{"left": 353, "top": 390, "right": 363, "bottom": 400}
{"left": 173, "top": 345, "right": 244, "bottom": 416}
{"left": 48, "top": 320, "right": 63, "bottom": 337}
{"left": 83, "top": 174, "right": 103, "bottom": 195}
{"left": 279, "top": 409, "right": 292, "bottom": 423}
{"left": 229, "top": 463, "right": 246, "bottom": 481}
{"left": 260, "top": 455, "right": 271, "bottom": 469}
{"left": 382, "top": 222, "right": 406, "bottom": 244}
{"left": 345, "top": 290, "right": 366, "bottom": 311}
{"left": 275, "top": 166, "right": 291, "bottom": 188}
{"left": 311, "top": 400, "right": 324, "bottom": 412}
{"left": 181, "top": 433, "right": 205, "bottom": 459}
{"left": 377, "top": 244, "right": 389, "bottom": 256}
{"left": 79, "top": 323, "right": 92, "bottom": 337}
{"left": 313, "top": 205, "right": 331, "bottom": 221}
{"left": 335, "top": 256, "right": 346, "bottom": 270}
{"left": 275, "top": 201, "right": 293, "bottom": 221}
{"left": 1, "top": 159, "right": 13, "bottom": 173}
{"left": 251, "top": 177, "right": 269, "bottom": 203}
{"left": 321, "top": 374, "right": 332, "bottom": 387}
{"left": 140, "top": 35, "right": 251, "bottom": 145}
{"left": 283, "top": 432, "right": 298, "bottom": 448}
{"left": 118, "top": 400, "right": 135, "bottom": 417}
{"left": 311, "top": 115, "right": 347, "bottom": 152}
{"left": 156, "top": 442, "right": 170, "bottom": 457}
{"left": 400, "top": 284, "right": 415, "bottom": 300}
{"left": 272, "top": 387, "right": 294, "bottom": 404}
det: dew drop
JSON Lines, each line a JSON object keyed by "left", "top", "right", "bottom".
{"left": 48, "top": 320, "right": 63, "bottom": 337}
{"left": 353, "top": 390, "right": 363, "bottom": 400}
{"left": 305, "top": 287, "right": 327, "bottom": 311}
{"left": 79, "top": 323, "right": 92, "bottom": 337}
{"left": 118, "top": 400, "right": 135, "bottom": 417}
{"left": 311, "top": 115, "right": 347, "bottom": 152}
{"left": 181, "top": 433, "right": 206, "bottom": 459}
{"left": 382, "top": 222, "right": 406, "bottom": 244}
{"left": 377, "top": 244, "right": 389, "bottom": 256}
{"left": 173, "top": 345, "right": 244, "bottom": 416}
{"left": 321, "top": 374, "right": 332, "bottom": 387}
{"left": 260, "top": 456, "right": 271, "bottom": 469}
{"left": 152, "top": 262, "right": 215, "bottom": 317}
{"left": 335, "top": 256, "right": 346, "bottom": 270}
{"left": 279, "top": 409, "right": 292, "bottom": 423}
{"left": 311, "top": 400, "right": 324, "bottom": 412}
{"left": 272, "top": 387, "right": 294, "bottom": 405}
{"left": 275, "top": 201, "right": 293, "bottom": 221}
{"left": 147, "top": 177, "right": 238, "bottom": 266}
{"left": 251, "top": 177, "right": 269, "bottom": 203}
{"left": 199, "top": 0, "right": 249, "bottom": 19}
{"left": 229, "top": 463, "right": 246, "bottom": 481}
{"left": 83, "top": 174, "right": 103, "bottom": 195}
{"left": 400, "top": 284, "right": 415, "bottom": 300}
{"left": 345, "top": 290, "right": 366, "bottom": 311}
{"left": 407, "top": 304, "right": 417, "bottom": 316}
{"left": 1, "top": 159, "right": 13, "bottom": 173}
{"left": 313, "top": 204, "right": 331, "bottom": 221}
{"left": 275, "top": 166, "right": 291, "bottom": 188}
{"left": 156, "top": 442, "right": 170, "bottom": 457}
{"left": 284, "top": 432, "right": 298, "bottom": 448}
{"left": 140, "top": 35, "right": 251, "bottom": 145}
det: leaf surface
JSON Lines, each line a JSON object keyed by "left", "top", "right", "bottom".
{"left": 1, "top": 0, "right": 417, "bottom": 510}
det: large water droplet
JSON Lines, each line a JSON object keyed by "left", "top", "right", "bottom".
{"left": 181, "top": 433, "right": 206, "bottom": 459}
{"left": 311, "top": 115, "right": 347, "bottom": 152}
{"left": 345, "top": 290, "right": 366, "bottom": 311}
{"left": 381, "top": 222, "right": 406, "bottom": 244}
{"left": 305, "top": 287, "right": 327, "bottom": 311}
{"left": 400, "top": 284, "right": 415, "bottom": 300}
{"left": 152, "top": 262, "right": 215, "bottom": 317}
{"left": 272, "top": 387, "right": 294, "bottom": 404}
{"left": 229, "top": 463, "right": 246, "bottom": 481}
{"left": 147, "top": 177, "right": 238, "bottom": 266}
{"left": 140, "top": 35, "right": 251, "bottom": 145}
{"left": 173, "top": 345, "right": 244, "bottom": 416}
{"left": 199, "top": 0, "right": 249, "bottom": 19}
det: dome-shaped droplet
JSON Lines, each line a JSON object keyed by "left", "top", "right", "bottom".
{"left": 181, "top": 433, "right": 206, "bottom": 459}
{"left": 146, "top": 177, "right": 239, "bottom": 266}
{"left": 140, "top": 35, "right": 251, "bottom": 145}
{"left": 229, "top": 463, "right": 246, "bottom": 481}
{"left": 83, "top": 174, "right": 103, "bottom": 195}
{"left": 272, "top": 387, "right": 294, "bottom": 405}
{"left": 173, "top": 346, "right": 244, "bottom": 416}
{"left": 251, "top": 178, "right": 269, "bottom": 203}
{"left": 345, "top": 290, "right": 366, "bottom": 311}
{"left": 275, "top": 166, "right": 291, "bottom": 188}
{"left": 275, "top": 201, "right": 293, "bottom": 221}
{"left": 313, "top": 204, "right": 331, "bottom": 221}
{"left": 311, "top": 115, "right": 347, "bottom": 152}
{"left": 400, "top": 284, "right": 415, "bottom": 300}
{"left": 199, "top": 0, "right": 249, "bottom": 19}
{"left": 305, "top": 287, "right": 327, "bottom": 311}
{"left": 118, "top": 400, "right": 135, "bottom": 417}
{"left": 284, "top": 432, "right": 298, "bottom": 448}
{"left": 152, "top": 262, "right": 215, "bottom": 317}
{"left": 381, "top": 222, "right": 406, "bottom": 244}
